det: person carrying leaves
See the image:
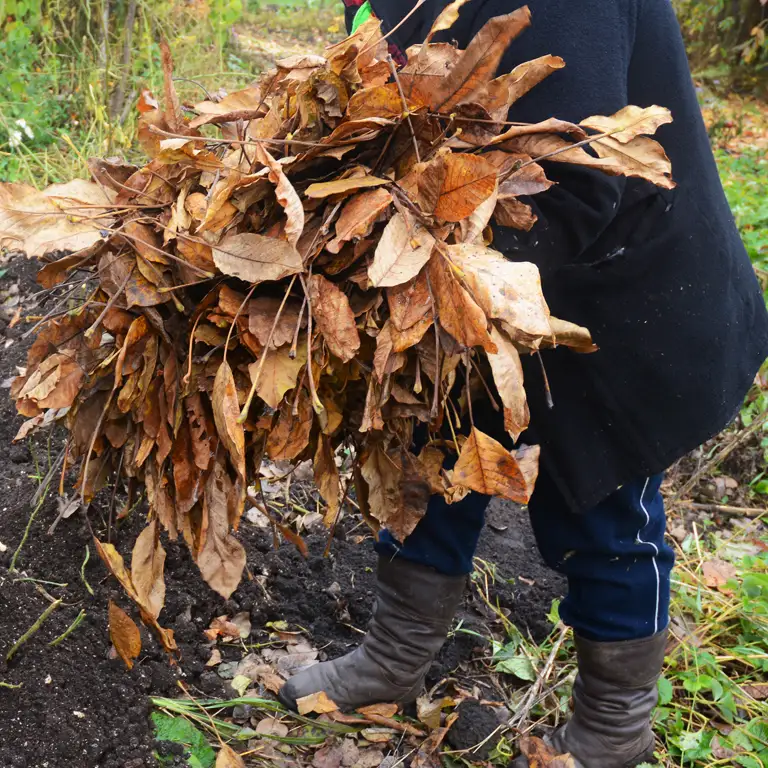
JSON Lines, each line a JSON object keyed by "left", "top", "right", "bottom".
{"left": 279, "top": 0, "right": 768, "bottom": 765}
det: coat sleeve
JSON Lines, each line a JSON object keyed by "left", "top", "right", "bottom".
{"left": 461, "top": 0, "right": 639, "bottom": 273}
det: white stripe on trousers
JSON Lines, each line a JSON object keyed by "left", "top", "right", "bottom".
{"left": 636, "top": 476, "right": 661, "bottom": 634}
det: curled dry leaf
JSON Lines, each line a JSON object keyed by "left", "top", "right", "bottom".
{"left": 131, "top": 519, "right": 166, "bottom": 620}
{"left": 108, "top": 600, "right": 142, "bottom": 670}
{"left": 309, "top": 274, "right": 361, "bottom": 362}
{"left": 296, "top": 691, "right": 339, "bottom": 715}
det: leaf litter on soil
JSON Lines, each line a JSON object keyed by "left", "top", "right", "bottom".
{"left": 0, "top": 2, "right": 677, "bottom": 764}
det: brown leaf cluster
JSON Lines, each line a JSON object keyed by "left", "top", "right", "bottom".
{"left": 3, "top": 8, "right": 673, "bottom": 637}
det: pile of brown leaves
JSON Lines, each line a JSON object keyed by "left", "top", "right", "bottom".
{"left": 0, "top": 4, "right": 674, "bottom": 648}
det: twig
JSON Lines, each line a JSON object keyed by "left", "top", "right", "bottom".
{"left": 49, "top": 609, "right": 87, "bottom": 647}
{"left": 677, "top": 502, "right": 767, "bottom": 518}
{"left": 508, "top": 623, "right": 570, "bottom": 730}
{"left": 668, "top": 411, "right": 768, "bottom": 507}
{"left": 387, "top": 55, "right": 420, "bottom": 163}
{"left": 6, "top": 600, "right": 62, "bottom": 662}
{"left": 238, "top": 275, "right": 298, "bottom": 422}
{"left": 535, "top": 351, "right": 553, "bottom": 409}
{"left": 424, "top": 272, "right": 441, "bottom": 419}
{"left": 0, "top": 682, "right": 23, "bottom": 690}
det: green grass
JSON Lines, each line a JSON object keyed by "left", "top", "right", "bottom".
{"left": 715, "top": 147, "right": 768, "bottom": 298}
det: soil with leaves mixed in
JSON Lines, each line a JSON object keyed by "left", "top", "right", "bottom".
{"left": 0, "top": 254, "right": 563, "bottom": 768}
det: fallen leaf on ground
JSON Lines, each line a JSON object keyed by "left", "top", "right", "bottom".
{"left": 108, "top": 600, "right": 141, "bottom": 670}
{"left": 297, "top": 691, "right": 339, "bottom": 715}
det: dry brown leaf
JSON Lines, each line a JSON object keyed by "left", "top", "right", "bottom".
{"left": 545, "top": 317, "right": 598, "bottom": 353}
{"left": 453, "top": 427, "right": 534, "bottom": 503}
{"left": 425, "top": 0, "right": 472, "bottom": 41}
{"left": 518, "top": 735, "right": 577, "bottom": 768}
{"left": 702, "top": 559, "right": 739, "bottom": 592}
{"left": 431, "top": 8, "right": 531, "bottom": 111}
{"left": 357, "top": 702, "right": 399, "bottom": 718}
{"left": 580, "top": 105, "right": 673, "bottom": 143}
{"left": 427, "top": 252, "right": 496, "bottom": 352}
{"left": 309, "top": 274, "right": 361, "bottom": 362}
{"left": 250, "top": 343, "right": 306, "bottom": 410}
{"left": 297, "top": 691, "right": 339, "bottom": 715}
{"left": 475, "top": 55, "right": 565, "bottom": 119}
{"left": 254, "top": 144, "right": 305, "bottom": 247}
{"left": 416, "top": 695, "right": 455, "bottom": 730}
{"left": 416, "top": 153, "right": 498, "bottom": 222}
{"left": 315, "top": 435, "right": 341, "bottom": 526}
{"left": 387, "top": 271, "right": 432, "bottom": 331}
{"left": 494, "top": 196, "right": 537, "bottom": 230}
{"left": 361, "top": 445, "right": 429, "bottom": 541}
{"left": 212, "top": 362, "right": 246, "bottom": 479}
{"left": 197, "top": 456, "right": 247, "bottom": 599}
{"left": 447, "top": 244, "right": 552, "bottom": 343}
{"left": 265, "top": 389, "right": 313, "bottom": 460}
{"left": 248, "top": 296, "right": 305, "bottom": 348}
{"left": 346, "top": 85, "right": 407, "bottom": 120}
{"left": 487, "top": 325, "right": 529, "bottom": 440}
{"left": 0, "top": 181, "right": 115, "bottom": 258}
{"left": 213, "top": 233, "right": 303, "bottom": 284}
{"left": 131, "top": 519, "right": 166, "bottom": 620}
{"left": 369, "top": 212, "right": 435, "bottom": 287}
{"left": 328, "top": 187, "right": 392, "bottom": 253}
{"left": 108, "top": 600, "right": 142, "bottom": 670}
{"left": 305, "top": 175, "right": 389, "bottom": 199}
{"left": 215, "top": 744, "right": 246, "bottom": 768}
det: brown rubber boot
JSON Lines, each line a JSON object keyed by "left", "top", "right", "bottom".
{"left": 513, "top": 629, "right": 668, "bottom": 768}
{"left": 278, "top": 555, "right": 466, "bottom": 712}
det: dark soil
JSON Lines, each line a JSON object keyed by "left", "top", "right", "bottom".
{"left": 0, "top": 254, "right": 564, "bottom": 768}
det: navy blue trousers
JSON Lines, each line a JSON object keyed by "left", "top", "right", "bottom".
{"left": 375, "top": 471, "right": 675, "bottom": 642}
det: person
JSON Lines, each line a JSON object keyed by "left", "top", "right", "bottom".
{"left": 279, "top": 1, "right": 768, "bottom": 765}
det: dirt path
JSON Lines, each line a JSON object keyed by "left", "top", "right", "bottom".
{"left": 0, "top": 254, "right": 562, "bottom": 767}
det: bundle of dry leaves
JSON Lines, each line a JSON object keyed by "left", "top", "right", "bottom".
{"left": 0, "top": 4, "right": 674, "bottom": 650}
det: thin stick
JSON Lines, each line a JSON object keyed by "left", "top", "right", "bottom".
{"left": 49, "top": 609, "right": 87, "bottom": 647}
{"left": 357, "top": 0, "right": 427, "bottom": 58}
{"left": 84, "top": 268, "right": 132, "bottom": 338}
{"left": 535, "top": 351, "right": 554, "bottom": 409}
{"left": 387, "top": 54, "right": 420, "bottom": 163}
{"left": 289, "top": 295, "right": 307, "bottom": 359}
{"left": 6, "top": 600, "right": 62, "bottom": 662}
{"left": 677, "top": 502, "right": 767, "bottom": 518}
{"left": 298, "top": 274, "right": 324, "bottom": 415}
{"left": 424, "top": 272, "right": 441, "bottom": 419}
{"left": 464, "top": 352, "right": 474, "bottom": 426}
{"left": 508, "top": 623, "right": 569, "bottom": 730}
{"left": 668, "top": 411, "right": 768, "bottom": 506}
{"left": 238, "top": 275, "right": 297, "bottom": 422}
{"left": 223, "top": 282, "right": 258, "bottom": 366}
{"left": 469, "top": 356, "right": 500, "bottom": 412}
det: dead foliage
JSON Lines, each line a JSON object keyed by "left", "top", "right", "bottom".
{"left": 0, "top": 4, "right": 673, "bottom": 645}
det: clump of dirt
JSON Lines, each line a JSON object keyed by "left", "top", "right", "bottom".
{"left": 446, "top": 699, "right": 505, "bottom": 760}
{"left": 0, "top": 254, "right": 564, "bottom": 767}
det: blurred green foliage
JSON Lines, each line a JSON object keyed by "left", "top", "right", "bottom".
{"left": 0, "top": 0, "right": 249, "bottom": 184}
{"left": 673, "top": 0, "right": 767, "bottom": 83}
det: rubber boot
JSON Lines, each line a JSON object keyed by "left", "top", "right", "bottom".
{"left": 278, "top": 555, "right": 466, "bottom": 711}
{"left": 513, "top": 629, "right": 668, "bottom": 768}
